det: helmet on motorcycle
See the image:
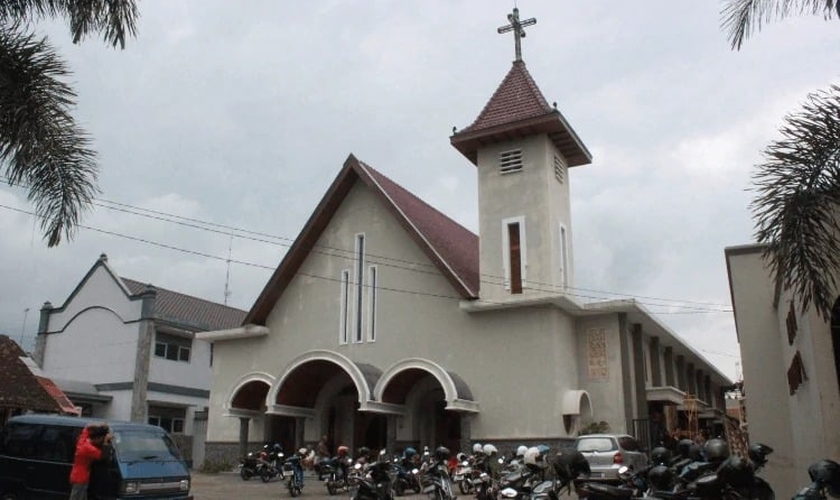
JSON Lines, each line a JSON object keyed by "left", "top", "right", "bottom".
{"left": 434, "top": 446, "right": 451, "bottom": 461}
{"left": 404, "top": 447, "right": 417, "bottom": 458}
{"left": 298, "top": 447, "right": 308, "bottom": 456}
{"left": 703, "top": 439, "right": 730, "bottom": 463}
{"left": 717, "top": 456, "right": 755, "bottom": 488}
{"left": 651, "top": 447, "right": 673, "bottom": 466}
{"left": 358, "top": 447, "right": 371, "bottom": 459}
{"left": 677, "top": 439, "right": 694, "bottom": 459}
{"left": 472, "top": 443, "right": 483, "bottom": 454}
{"left": 516, "top": 445, "right": 528, "bottom": 457}
{"left": 273, "top": 443, "right": 282, "bottom": 452}
{"left": 523, "top": 446, "right": 547, "bottom": 469}
{"left": 747, "top": 443, "right": 773, "bottom": 468}
{"left": 553, "top": 451, "right": 589, "bottom": 481}
{"left": 688, "top": 443, "right": 703, "bottom": 462}
{"left": 483, "top": 444, "right": 498, "bottom": 456}
{"left": 337, "top": 445, "right": 349, "bottom": 456}
{"left": 647, "top": 465, "right": 675, "bottom": 491}
{"left": 808, "top": 459, "right": 840, "bottom": 498}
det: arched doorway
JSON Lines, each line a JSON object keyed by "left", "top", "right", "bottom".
{"left": 228, "top": 377, "right": 272, "bottom": 457}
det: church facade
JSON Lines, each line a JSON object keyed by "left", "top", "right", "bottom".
{"left": 200, "top": 19, "right": 730, "bottom": 461}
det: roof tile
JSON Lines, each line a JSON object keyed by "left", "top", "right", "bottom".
{"left": 122, "top": 279, "right": 247, "bottom": 331}
{"left": 0, "top": 335, "right": 64, "bottom": 412}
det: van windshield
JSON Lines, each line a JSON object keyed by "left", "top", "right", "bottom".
{"left": 112, "top": 429, "right": 182, "bottom": 461}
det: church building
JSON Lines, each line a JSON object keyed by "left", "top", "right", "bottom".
{"left": 200, "top": 9, "right": 731, "bottom": 462}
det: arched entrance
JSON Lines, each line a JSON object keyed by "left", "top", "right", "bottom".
{"left": 227, "top": 375, "right": 273, "bottom": 458}
{"left": 270, "top": 351, "right": 384, "bottom": 453}
{"left": 375, "top": 359, "right": 478, "bottom": 453}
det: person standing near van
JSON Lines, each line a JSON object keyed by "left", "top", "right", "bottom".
{"left": 69, "top": 424, "right": 112, "bottom": 500}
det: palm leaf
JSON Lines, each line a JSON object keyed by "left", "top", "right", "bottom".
{"left": 722, "top": 0, "right": 837, "bottom": 50}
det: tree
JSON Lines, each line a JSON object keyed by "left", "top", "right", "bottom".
{"left": 0, "top": 1, "right": 139, "bottom": 246}
{"left": 722, "top": 0, "right": 840, "bottom": 320}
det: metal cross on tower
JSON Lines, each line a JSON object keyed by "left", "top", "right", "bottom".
{"left": 497, "top": 7, "right": 536, "bottom": 62}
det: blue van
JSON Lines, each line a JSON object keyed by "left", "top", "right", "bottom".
{"left": 0, "top": 414, "right": 192, "bottom": 500}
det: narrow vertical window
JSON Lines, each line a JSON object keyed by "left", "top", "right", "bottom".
{"left": 354, "top": 234, "right": 365, "bottom": 343}
{"left": 339, "top": 269, "right": 350, "bottom": 344}
{"left": 560, "top": 224, "right": 568, "bottom": 288}
{"left": 508, "top": 223, "right": 522, "bottom": 294}
{"left": 367, "top": 265, "right": 377, "bottom": 342}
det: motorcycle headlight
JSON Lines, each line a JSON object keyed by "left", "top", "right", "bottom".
{"left": 180, "top": 479, "right": 190, "bottom": 491}
{"left": 122, "top": 481, "right": 140, "bottom": 494}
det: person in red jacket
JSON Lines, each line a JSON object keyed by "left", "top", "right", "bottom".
{"left": 69, "top": 424, "right": 112, "bottom": 500}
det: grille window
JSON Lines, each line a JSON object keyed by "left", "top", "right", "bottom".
{"left": 554, "top": 155, "right": 565, "bottom": 183}
{"left": 499, "top": 149, "right": 523, "bottom": 174}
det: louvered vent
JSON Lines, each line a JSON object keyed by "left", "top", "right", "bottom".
{"left": 499, "top": 149, "right": 523, "bottom": 174}
{"left": 554, "top": 155, "right": 565, "bottom": 183}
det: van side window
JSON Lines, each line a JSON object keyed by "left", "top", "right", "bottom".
{"left": 40, "top": 425, "right": 79, "bottom": 463}
{"left": 1, "top": 424, "right": 42, "bottom": 458}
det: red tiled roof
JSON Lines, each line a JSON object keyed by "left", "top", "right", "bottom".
{"left": 245, "top": 155, "right": 479, "bottom": 326}
{"left": 461, "top": 60, "right": 553, "bottom": 134}
{"left": 36, "top": 376, "right": 80, "bottom": 415}
{"left": 122, "top": 279, "right": 247, "bottom": 331}
{"left": 0, "top": 335, "right": 64, "bottom": 413}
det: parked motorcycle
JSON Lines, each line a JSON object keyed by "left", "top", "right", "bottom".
{"left": 420, "top": 447, "right": 455, "bottom": 500}
{"left": 260, "top": 450, "right": 285, "bottom": 483}
{"left": 349, "top": 450, "right": 396, "bottom": 500}
{"left": 240, "top": 451, "right": 260, "bottom": 481}
{"left": 324, "top": 455, "right": 353, "bottom": 495}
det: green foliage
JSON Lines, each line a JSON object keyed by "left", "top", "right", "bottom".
{"left": 198, "top": 457, "right": 235, "bottom": 474}
{"left": 578, "top": 421, "right": 610, "bottom": 436}
{"left": 722, "top": 0, "right": 839, "bottom": 50}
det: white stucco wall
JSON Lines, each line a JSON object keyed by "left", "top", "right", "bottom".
{"left": 575, "top": 315, "right": 627, "bottom": 433}
{"left": 727, "top": 248, "right": 798, "bottom": 499}
{"left": 148, "top": 336, "right": 212, "bottom": 391}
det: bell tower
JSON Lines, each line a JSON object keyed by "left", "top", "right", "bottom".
{"left": 450, "top": 8, "right": 592, "bottom": 303}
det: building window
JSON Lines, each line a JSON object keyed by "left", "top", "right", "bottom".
{"left": 499, "top": 149, "right": 523, "bottom": 174}
{"left": 786, "top": 301, "right": 797, "bottom": 345}
{"left": 154, "top": 332, "right": 191, "bottom": 363}
{"left": 339, "top": 269, "right": 350, "bottom": 344}
{"left": 559, "top": 224, "right": 569, "bottom": 288}
{"left": 502, "top": 216, "right": 527, "bottom": 294}
{"left": 148, "top": 416, "right": 185, "bottom": 434}
{"left": 554, "top": 155, "right": 565, "bottom": 183}
{"left": 367, "top": 265, "right": 378, "bottom": 342}
{"left": 354, "top": 234, "right": 365, "bottom": 343}
{"left": 787, "top": 350, "right": 807, "bottom": 395}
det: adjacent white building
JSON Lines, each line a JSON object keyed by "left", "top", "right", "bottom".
{"left": 726, "top": 244, "right": 840, "bottom": 499}
{"left": 200, "top": 53, "right": 731, "bottom": 462}
{"left": 33, "top": 254, "right": 247, "bottom": 466}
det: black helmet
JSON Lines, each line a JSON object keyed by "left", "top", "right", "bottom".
{"left": 688, "top": 443, "right": 704, "bottom": 462}
{"left": 717, "top": 456, "right": 755, "bottom": 488}
{"left": 273, "top": 443, "right": 282, "bottom": 452}
{"left": 677, "top": 439, "right": 695, "bottom": 459}
{"left": 651, "top": 447, "right": 673, "bottom": 466}
{"left": 648, "top": 465, "right": 675, "bottom": 491}
{"left": 808, "top": 459, "right": 840, "bottom": 498}
{"left": 358, "top": 447, "right": 371, "bottom": 459}
{"left": 553, "top": 451, "right": 590, "bottom": 481}
{"left": 434, "top": 446, "right": 450, "bottom": 461}
{"left": 703, "top": 439, "right": 730, "bottom": 463}
{"left": 748, "top": 443, "right": 773, "bottom": 467}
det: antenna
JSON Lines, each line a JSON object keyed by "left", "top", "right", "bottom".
{"left": 19, "top": 307, "right": 30, "bottom": 347}
{"left": 223, "top": 232, "right": 233, "bottom": 305}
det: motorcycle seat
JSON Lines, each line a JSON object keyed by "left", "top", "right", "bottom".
{"left": 585, "top": 483, "right": 635, "bottom": 498}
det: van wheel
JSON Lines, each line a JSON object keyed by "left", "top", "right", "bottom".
{"left": 1, "top": 492, "right": 19, "bottom": 500}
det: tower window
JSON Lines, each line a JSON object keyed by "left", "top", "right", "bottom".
{"left": 554, "top": 155, "right": 565, "bottom": 183}
{"left": 354, "top": 234, "right": 365, "bottom": 343}
{"left": 339, "top": 269, "right": 350, "bottom": 344}
{"left": 367, "top": 265, "right": 378, "bottom": 342}
{"left": 499, "top": 149, "right": 523, "bottom": 174}
{"left": 559, "top": 224, "right": 569, "bottom": 288}
{"left": 502, "top": 216, "right": 527, "bottom": 293}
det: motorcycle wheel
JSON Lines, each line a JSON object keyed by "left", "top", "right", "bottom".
{"left": 458, "top": 480, "right": 472, "bottom": 495}
{"left": 328, "top": 482, "right": 338, "bottom": 496}
{"left": 240, "top": 468, "right": 252, "bottom": 481}
{"left": 290, "top": 485, "right": 301, "bottom": 497}
{"left": 395, "top": 481, "right": 405, "bottom": 497}
{"left": 261, "top": 470, "right": 272, "bottom": 483}
{"left": 413, "top": 481, "right": 422, "bottom": 494}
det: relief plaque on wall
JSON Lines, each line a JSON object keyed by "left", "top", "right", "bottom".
{"left": 587, "top": 328, "right": 609, "bottom": 380}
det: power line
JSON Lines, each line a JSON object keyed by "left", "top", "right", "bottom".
{"left": 0, "top": 189, "right": 734, "bottom": 313}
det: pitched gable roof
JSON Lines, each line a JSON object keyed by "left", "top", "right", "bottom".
{"left": 0, "top": 335, "right": 66, "bottom": 413}
{"left": 244, "top": 155, "right": 479, "bottom": 326}
{"left": 122, "top": 279, "right": 247, "bottom": 331}
{"left": 450, "top": 60, "right": 592, "bottom": 167}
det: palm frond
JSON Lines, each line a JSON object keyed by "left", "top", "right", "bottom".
{"left": 750, "top": 84, "right": 840, "bottom": 320}
{"left": 722, "top": 0, "right": 837, "bottom": 50}
{"left": 0, "top": 0, "right": 139, "bottom": 49}
{"left": 0, "top": 22, "right": 99, "bottom": 246}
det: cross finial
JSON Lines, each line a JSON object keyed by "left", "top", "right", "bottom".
{"left": 497, "top": 7, "right": 537, "bottom": 62}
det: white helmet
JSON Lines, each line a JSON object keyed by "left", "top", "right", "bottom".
{"left": 472, "top": 443, "right": 483, "bottom": 454}
{"left": 483, "top": 444, "right": 498, "bottom": 456}
{"left": 516, "top": 445, "right": 528, "bottom": 457}
{"left": 298, "top": 447, "right": 308, "bottom": 456}
{"left": 523, "top": 446, "right": 547, "bottom": 469}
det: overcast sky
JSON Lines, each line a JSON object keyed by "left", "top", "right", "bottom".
{"left": 1, "top": 1, "right": 837, "bottom": 381}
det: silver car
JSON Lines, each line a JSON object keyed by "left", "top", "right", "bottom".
{"left": 574, "top": 434, "right": 648, "bottom": 481}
